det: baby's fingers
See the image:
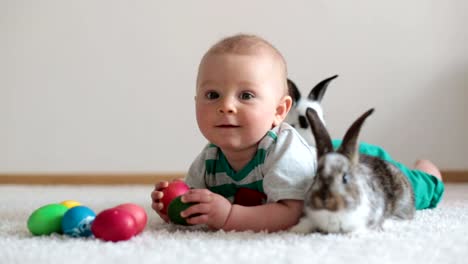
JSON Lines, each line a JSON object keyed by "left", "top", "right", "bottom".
{"left": 181, "top": 189, "right": 213, "bottom": 203}
{"left": 151, "top": 201, "right": 164, "bottom": 211}
{"left": 155, "top": 181, "right": 169, "bottom": 191}
{"left": 151, "top": 190, "right": 163, "bottom": 202}
{"left": 180, "top": 202, "right": 210, "bottom": 218}
{"left": 186, "top": 213, "right": 209, "bottom": 225}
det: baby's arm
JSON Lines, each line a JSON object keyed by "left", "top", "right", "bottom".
{"left": 222, "top": 199, "right": 303, "bottom": 232}
{"left": 180, "top": 189, "right": 303, "bottom": 232}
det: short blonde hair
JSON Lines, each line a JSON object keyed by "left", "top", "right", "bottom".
{"left": 200, "top": 34, "right": 288, "bottom": 94}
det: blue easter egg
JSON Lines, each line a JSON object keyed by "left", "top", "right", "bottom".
{"left": 61, "top": 206, "right": 96, "bottom": 237}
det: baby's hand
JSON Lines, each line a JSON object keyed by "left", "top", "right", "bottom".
{"left": 151, "top": 181, "right": 170, "bottom": 223}
{"left": 179, "top": 189, "right": 232, "bottom": 229}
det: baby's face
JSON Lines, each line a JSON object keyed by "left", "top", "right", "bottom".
{"left": 195, "top": 53, "right": 289, "bottom": 153}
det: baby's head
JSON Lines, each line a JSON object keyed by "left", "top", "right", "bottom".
{"left": 197, "top": 34, "right": 289, "bottom": 95}
{"left": 195, "top": 34, "right": 292, "bottom": 153}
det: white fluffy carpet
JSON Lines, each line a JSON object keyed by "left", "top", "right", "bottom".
{"left": 1, "top": 184, "right": 467, "bottom": 264}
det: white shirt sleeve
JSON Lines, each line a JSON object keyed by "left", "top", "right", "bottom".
{"left": 262, "top": 124, "right": 317, "bottom": 202}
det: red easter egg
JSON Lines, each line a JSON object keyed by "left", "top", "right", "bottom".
{"left": 91, "top": 208, "right": 137, "bottom": 242}
{"left": 115, "top": 203, "right": 147, "bottom": 234}
{"left": 161, "top": 180, "right": 190, "bottom": 214}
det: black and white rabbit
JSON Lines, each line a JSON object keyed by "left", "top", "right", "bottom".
{"left": 290, "top": 108, "right": 415, "bottom": 234}
{"left": 285, "top": 75, "right": 338, "bottom": 146}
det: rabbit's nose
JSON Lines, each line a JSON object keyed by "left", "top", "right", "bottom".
{"left": 320, "top": 191, "right": 329, "bottom": 202}
{"left": 299, "top": 115, "right": 309, "bottom": 129}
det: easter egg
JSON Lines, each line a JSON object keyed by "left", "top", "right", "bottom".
{"left": 60, "top": 200, "right": 81, "bottom": 209}
{"left": 61, "top": 206, "right": 96, "bottom": 237}
{"left": 91, "top": 208, "right": 137, "bottom": 242}
{"left": 161, "top": 180, "right": 190, "bottom": 214}
{"left": 115, "top": 203, "right": 147, "bottom": 234}
{"left": 168, "top": 196, "right": 196, "bottom": 226}
{"left": 27, "top": 204, "right": 69, "bottom": 236}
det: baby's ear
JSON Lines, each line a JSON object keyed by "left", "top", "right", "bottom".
{"left": 273, "top": 95, "right": 293, "bottom": 126}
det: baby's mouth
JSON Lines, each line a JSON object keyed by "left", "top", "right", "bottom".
{"left": 216, "top": 124, "right": 240, "bottom": 128}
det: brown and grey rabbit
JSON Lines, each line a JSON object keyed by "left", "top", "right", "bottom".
{"left": 290, "top": 108, "right": 415, "bottom": 234}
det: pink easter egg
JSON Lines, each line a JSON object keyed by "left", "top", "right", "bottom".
{"left": 91, "top": 208, "right": 137, "bottom": 242}
{"left": 115, "top": 203, "right": 147, "bottom": 234}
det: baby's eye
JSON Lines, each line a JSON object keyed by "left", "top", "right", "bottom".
{"left": 239, "top": 92, "right": 255, "bottom": 100}
{"left": 205, "top": 91, "right": 220, "bottom": 100}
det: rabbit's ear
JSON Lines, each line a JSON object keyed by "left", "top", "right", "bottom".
{"left": 306, "top": 107, "right": 333, "bottom": 158}
{"left": 308, "top": 75, "right": 338, "bottom": 101}
{"left": 338, "top": 108, "right": 375, "bottom": 165}
{"left": 287, "top": 79, "right": 301, "bottom": 107}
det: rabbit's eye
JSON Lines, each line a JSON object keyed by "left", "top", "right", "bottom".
{"left": 298, "top": 116, "right": 309, "bottom": 129}
{"left": 205, "top": 91, "right": 220, "bottom": 100}
{"left": 342, "top": 174, "right": 349, "bottom": 184}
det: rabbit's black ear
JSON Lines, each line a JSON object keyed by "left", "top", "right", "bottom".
{"left": 287, "top": 79, "right": 301, "bottom": 107}
{"left": 306, "top": 107, "right": 333, "bottom": 158}
{"left": 338, "top": 108, "right": 374, "bottom": 165}
{"left": 308, "top": 75, "right": 338, "bottom": 102}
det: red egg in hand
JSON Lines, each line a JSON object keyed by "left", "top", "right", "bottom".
{"left": 161, "top": 180, "right": 190, "bottom": 214}
{"left": 115, "top": 203, "right": 147, "bottom": 234}
{"left": 91, "top": 208, "right": 137, "bottom": 242}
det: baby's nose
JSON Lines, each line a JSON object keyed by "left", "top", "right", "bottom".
{"left": 217, "top": 98, "right": 236, "bottom": 114}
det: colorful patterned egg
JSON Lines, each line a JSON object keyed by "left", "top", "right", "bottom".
{"left": 61, "top": 206, "right": 96, "bottom": 237}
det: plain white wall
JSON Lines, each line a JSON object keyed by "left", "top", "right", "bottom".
{"left": 2, "top": 0, "right": 467, "bottom": 173}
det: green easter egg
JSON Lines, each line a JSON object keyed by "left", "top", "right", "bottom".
{"left": 168, "top": 196, "right": 196, "bottom": 226}
{"left": 27, "top": 204, "right": 69, "bottom": 236}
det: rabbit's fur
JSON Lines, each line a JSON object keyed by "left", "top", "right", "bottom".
{"left": 290, "top": 108, "right": 415, "bottom": 234}
{"left": 285, "top": 75, "right": 338, "bottom": 146}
